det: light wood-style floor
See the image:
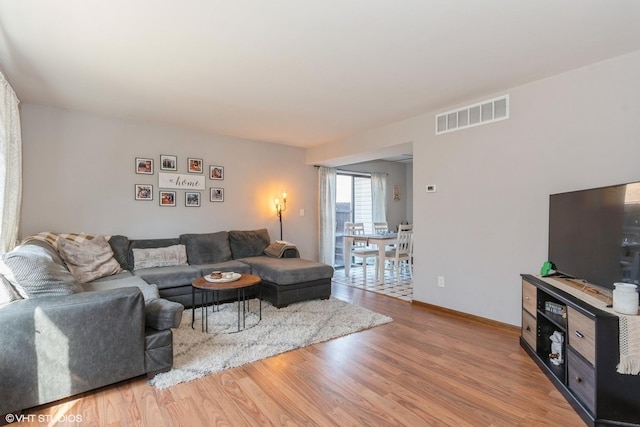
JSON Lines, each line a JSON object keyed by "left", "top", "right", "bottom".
{"left": 17, "top": 283, "right": 585, "bottom": 426}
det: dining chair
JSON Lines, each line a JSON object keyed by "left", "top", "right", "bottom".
{"left": 373, "top": 222, "right": 389, "bottom": 234}
{"left": 374, "top": 221, "right": 395, "bottom": 254}
{"left": 345, "top": 222, "right": 379, "bottom": 284}
{"left": 398, "top": 223, "right": 413, "bottom": 232}
{"left": 384, "top": 230, "right": 413, "bottom": 280}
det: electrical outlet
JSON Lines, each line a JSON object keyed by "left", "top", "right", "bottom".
{"left": 437, "top": 276, "right": 445, "bottom": 287}
{"left": 300, "top": 209, "right": 305, "bottom": 216}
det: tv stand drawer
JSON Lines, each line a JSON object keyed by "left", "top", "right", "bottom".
{"left": 522, "top": 280, "right": 537, "bottom": 316}
{"left": 521, "top": 309, "right": 536, "bottom": 349}
{"left": 567, "top": 348, "right": 595, "bottom": 415}
{"left": 567, "top": 307, "right": 595, "bottom": 366}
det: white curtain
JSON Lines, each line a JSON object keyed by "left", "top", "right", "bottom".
{"left": 371, "top": 172, "right": 387, "bottom": 224}
{"left": 0, "top": 71, "right": 22, "bottom": 254}
{"left": 318, "top": 166, "right": 336, "bottom": 265}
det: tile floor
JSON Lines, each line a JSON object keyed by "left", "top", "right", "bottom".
{"left": 332, "top": 264, "right": 413, "bottom": 302}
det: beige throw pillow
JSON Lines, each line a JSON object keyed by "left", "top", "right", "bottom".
{"left": 132, "top": 244, "right": 188, "bottom": 270}
{"left": 57, "top": 235, "right": 123, "bottom": 283}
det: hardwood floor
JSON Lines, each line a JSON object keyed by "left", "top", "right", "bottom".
{"left": 17, "top": 283, "right": 585, "bottom": 426}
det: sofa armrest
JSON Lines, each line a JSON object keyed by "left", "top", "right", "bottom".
{"left": 0, "top": 288, "right": 147, "bottom": 414}
{"left": 145, "top": 298, "right": 184, "bottom": 330}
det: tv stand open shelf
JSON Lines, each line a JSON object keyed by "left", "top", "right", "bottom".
{"left": 520, "top": 274, "right": 640, "bottom": 427}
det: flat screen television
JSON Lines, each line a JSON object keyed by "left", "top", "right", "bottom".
{"left": 548, "top": 181, "right": 640, "bottom": 291}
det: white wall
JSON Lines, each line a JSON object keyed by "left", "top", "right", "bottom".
{"left": 308, "top": 49, "right": 640, "bottom": 325}
{"left": 405, "top": 163, "right": 413, "bottom": 224}
{"left": 337, "top": 160, "right": 410, "bottom": 231}
{"left": 20, "top": 105, "right": 319, "bottom": 260}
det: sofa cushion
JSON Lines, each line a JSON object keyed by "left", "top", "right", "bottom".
{"left": 132, "top": 265, "right": 201, "bottom": 290}
{"left": 239, "top": 256, "right": 334, "bottom": 285}
{"left": 0, "top": 243, "right": 82, "bottom": 298}
{"left": 229, "top": 229, "right": 271, "bottom": 259}
{"left": 127, "top": 238, "right": 181, "bottom": 270}
{"left": 57, "top": 235, "right": 123, "bottom": 283}
{"left": 82, "top": 271, "right": 150, "bottom": 292}
{"left": 179, "top": 232, "right": 232, "bottom": 265}
{"left": 132, "top": 244, "right": 188, "bottom": 270}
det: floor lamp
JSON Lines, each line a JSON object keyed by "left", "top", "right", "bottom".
{"left": 275, "top": 192, "right": 287, "bottom": 240}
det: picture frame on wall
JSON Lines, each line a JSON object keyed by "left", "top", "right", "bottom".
{"left": 135, "top": 158, "right": 154, "bottom": 174}
{"left": 210, "top": 188, "right": 224, "bottom": 202}
{"left": 159, "top": 191, "right": 176, "bottom": 206}
{"left": 160, "top": 155, "right": 177, "bottom": 171}
{"left": 393, "top": 185, "right": 401, "bottom": 201}
{"left": 185, "top": 192, "right": 200, "bottom": 207}
{"left": 209, "top": 165, "right": 224, "bottom": 180}
{"left": 135, "top": 184, "right": 153, "bottom": 200}
{"left": 188, "top": 158, "right": 203, "bottom": 173}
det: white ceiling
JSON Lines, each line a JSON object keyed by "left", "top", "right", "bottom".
{"left": 1, "top": 1, "right": 640, "bottom": 148}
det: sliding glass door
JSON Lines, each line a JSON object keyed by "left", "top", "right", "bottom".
{"left": 334, "top": 173, "right": 372, "bottom": 267}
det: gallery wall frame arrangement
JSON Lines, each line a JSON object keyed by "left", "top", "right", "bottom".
{"left": 188, "top": 158, "right": 203, "bottom": 173}
{"left": 185, "top": 192, "right": 201, "bottom": 207}
{"left": 159, "top": 191, "right": 176, "bottom": 207}
{"left": 209, "top": 165, "right": 224, "bottom": 180}
{"left": 210, "top": 188, "right": 224, "bottom": 202}
{"left": 134, "top": 156, "right": 226, "bottom": 206}
{"left": 135, "top": 158, "right": 154, "bottom": 174}
{"left": 135, "top": 184, "right": 153, "bottom": 201}
{"left": 160, "top": 155, "right": 177, "bottom": 171}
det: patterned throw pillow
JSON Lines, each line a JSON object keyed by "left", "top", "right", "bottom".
{"left": 0, "top": 244, "right": 82, "bottom": 298}
{"left": 132, "top": 244, "right": 188, "bottom": 270}
{"left": 57, "top": 235, "right": 123, "bottom": 283}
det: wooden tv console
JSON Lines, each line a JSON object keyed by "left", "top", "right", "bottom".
{"left": 520, "top": 274, "right": 639, "bottom": 426}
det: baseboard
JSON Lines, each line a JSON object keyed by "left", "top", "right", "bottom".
{"left": 411, "top": 300, "right": 519, "bottom": 333}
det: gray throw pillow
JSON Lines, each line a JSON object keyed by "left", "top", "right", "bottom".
{"left": 229, "top": 229, "right": 271, "bottom": 259}
{"left": 108, "top": 235, "right": 130, "bottom": 270}
{"left": 179, "top": 232, "right": 232, "bottom": 264}
{"left": 0, "top": 244, "right": 82, "bottom": 298}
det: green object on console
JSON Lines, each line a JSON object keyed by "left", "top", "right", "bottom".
{"left": 540, "top": 261, "right": 554, "bottom": 276}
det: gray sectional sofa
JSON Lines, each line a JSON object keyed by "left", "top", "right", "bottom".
{"left": 0, "top": 228, "right": 333, "bottom": 416}
{"left": 123, "top": 229, "right": 334, "bottom": 308}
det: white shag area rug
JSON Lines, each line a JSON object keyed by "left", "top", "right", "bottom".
{"left": 149, "top": 296, "right": 393, "bottom": 389}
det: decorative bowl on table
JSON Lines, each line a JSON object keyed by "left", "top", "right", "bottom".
{"left": 204, "top": 272, "right": 241, "bottom": 283}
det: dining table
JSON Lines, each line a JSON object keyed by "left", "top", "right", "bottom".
{"left": 343, "top": 232, "right": 397, "bottom": 284}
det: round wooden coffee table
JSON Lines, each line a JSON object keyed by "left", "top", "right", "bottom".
{"left": 191, "top": 273, "right": 262, "bottom": 333}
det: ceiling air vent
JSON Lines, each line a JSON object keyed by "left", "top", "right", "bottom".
{"left": 436, "top": 95, "right": 509, "bottom": 135}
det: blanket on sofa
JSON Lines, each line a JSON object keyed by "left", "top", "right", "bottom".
{"left": 264, "top": 241, "right": 300, "bottom": 259}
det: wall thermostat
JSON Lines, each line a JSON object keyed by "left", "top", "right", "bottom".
{"left": 426, "top": 185, "right": 437, "bottom": 193}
